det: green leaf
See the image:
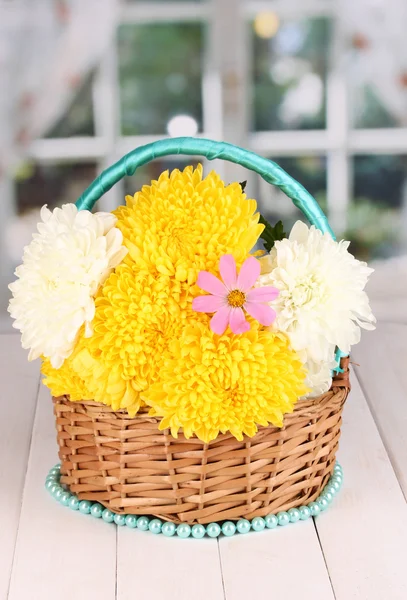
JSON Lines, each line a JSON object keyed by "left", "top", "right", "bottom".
{"left": 259, "top": 215, "right": 287, "bottom": 252}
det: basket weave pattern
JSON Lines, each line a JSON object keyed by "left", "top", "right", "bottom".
{"left": 54, "top": 358, "right": 350, "bottom": 525}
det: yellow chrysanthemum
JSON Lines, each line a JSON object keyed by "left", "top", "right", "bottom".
{"left": 42, "top": 165, "right": 265, "bottom": 415}
{"left": 143, "top": 321, "right": 308, "bottom": 443}
{"left": 66, "top": 264, "right": 198, "bottom": 415}
{"left": 41, "top": 351, "right": 92, "bottom": 402}
{"left": 114, "top": 164, "right": 264, "bottom": 281}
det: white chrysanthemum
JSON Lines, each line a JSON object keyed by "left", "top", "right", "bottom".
{"left": 8, "top": 204, "right": 127, "bottom": 368}
{"left": 298, "top": 348, "right": 336, "bottom": 398}
{"left": 259, "top": 220, "right": 376, "bottom": 364}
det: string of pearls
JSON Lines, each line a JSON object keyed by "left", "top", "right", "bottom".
{"left": 45, "top": 463, "right": 343, "bottom": 539}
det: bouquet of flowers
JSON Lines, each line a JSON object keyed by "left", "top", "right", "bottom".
{"left": 9, "top": 164, "right": 375, "bottom": 444}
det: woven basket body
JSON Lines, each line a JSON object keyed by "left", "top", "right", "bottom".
{"left": 51, "top": 138, "right": 349, "bottom": 525}
{"left": 54, "top": 359, "right": 349, "bottom": 525}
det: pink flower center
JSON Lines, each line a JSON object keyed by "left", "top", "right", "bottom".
{"left": 227, "top": 289, "right": 246, "bottom": 308}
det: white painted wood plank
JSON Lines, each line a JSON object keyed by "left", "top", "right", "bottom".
{"left": 8, "top": 386, "right": 117, "bottom": 600}
{"left": 315, "top": 370, "right": 407, "bottom": 600}
{"left": 219, "top": 519, "right": 335, "bottom": 600}
{"left": 117, "top": 529, "right": 225, "bottom": 600}
{"left": 0, "top": 334, "right": 39, "bottom": 600}
{"left": 381, "top": 323, "right": 407, "bottom": 387}
{"left": 352, "top": 326, "right": 407, "bottom": 495}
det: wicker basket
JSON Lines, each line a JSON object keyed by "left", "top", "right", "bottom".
{"left": 51, "top": 138, "right": 351, "bottom": 525}
{"left": 54, "top": 358, "right": 349, "bottom": 525}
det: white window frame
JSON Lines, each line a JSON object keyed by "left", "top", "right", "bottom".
{"left": 24, "top": 0, "right": 407, "bottom": 239}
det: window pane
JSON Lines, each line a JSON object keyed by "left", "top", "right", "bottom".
{"left": 45, "top": 74, "right": 95, "bottom": 138}
{"left": 349, "top": 155, "right": 407, "bottom": 260}
{"left": 256, "top": 156, "right": 327, "bottom": 230}
{"left": 118, "top": 23, "right": 203, "bottom": 135}
{"left": 251, "top": 16, "right": 331, "bottom": 131}
{"left": 15, "top": 162, "right": 97, "bottom": 214}
{"left": 123, "top": 158, "right": 200, "bottom": 197}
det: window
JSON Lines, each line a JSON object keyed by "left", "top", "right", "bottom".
{"left": 6, "top": 0, "right": 407, "bottom": 289}
{"left": 252, "top": 17, "right": 331, "bottom": 131}
{"left": 118, "top": 23, "right": 204, "bottom": 136}
{"left": 255, "top": 155, "right": 327, "bottom": 231}
{"left": 350, "top": 155, "right": 407, "bottom": 260}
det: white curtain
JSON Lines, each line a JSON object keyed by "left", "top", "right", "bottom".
{"left": 338, "top": 0, "right": 407, "bottom": 125}
{"left": 0, "top": 0, "right": 118, "bottom": 174}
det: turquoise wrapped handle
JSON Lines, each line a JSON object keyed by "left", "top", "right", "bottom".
{"left": 75, "top": 137, "right": 334, "bottom": 238}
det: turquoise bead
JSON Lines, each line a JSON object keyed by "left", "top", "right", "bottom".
{"left": 265, "top": 514, "right": 278, "bottom": 529}
{"left": 322, "top": 491, "right": 334, "bottom": 503}
{"left": 192, "top": 524, "right": 206, "bottom": 539}
{"left": 206, "top": 523, "right": 221, "bottom": 538}
{"left": 79, "top": 500, "right": 91, "bottom": 515}
{"left": 288, "top": 508, "right": 301, "bottom": 523}
{"left": 54, "top": 488, "right": 64, "bottom": 501}
{"left": 222, "top": 521, "right": 236, "bottom": 537}
{"left": 317, "top": 497, "right": 329, "bottom": 511}
{"left": 60, "top": 491, "right": 71, "bottom": 506}
{"left": 90, "top": 503, "right": 103, "bottom": 518}
{"left": 114, "top": 514, "right": 126, "bottom": 526}
{"left": 308, "top": 502, "right": 321, "bottom": 517}
{"left": 44, "top": 462, "right": 343, "bottom": 537}
{"left": 125, "top": 515, "right": 137, "bottom": 528}
{"left": 102, "top": 509, "right": 114, "bottom": 523}
{"left": 149, "top": 519, "right": 162, "bottom": 534}
{"left": 68, "top": 496, "right": 80, "bottom": 510}
{"left": 177, "top": 524, "right": 191, "bottom": 538}
{"left": 298, "top": 506, "right": 311, "bottom": 520}
{"left": 49, "top": 484, "right": 59, "bottom": 495}
{"left": 252, "top": 517, "right": 266, "bottom": 532}
{"left": 277, "top": 511, "right": 290, "bottom": 526}
{"left": 136, "top": 516, "right": 149, "bottom": 531}
{"left": 237, "top": 519, "right": 251, "bottom": 534}
{"left": 162, "top": 522, "right": 176, "bottom": 537}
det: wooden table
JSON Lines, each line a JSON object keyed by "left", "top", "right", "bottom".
{"left": 2, "top": 324, "right": 407, "bottom": 600}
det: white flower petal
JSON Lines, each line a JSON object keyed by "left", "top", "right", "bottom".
{"left": 258, "top": 220, "right": 376, "bottom": 365}
{"left": 8, "top": 203, "right": 127, "bottom": 368}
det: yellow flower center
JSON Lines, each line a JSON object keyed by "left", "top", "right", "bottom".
{"left": 227, "top": 289, "right": 246, "bottom": 308}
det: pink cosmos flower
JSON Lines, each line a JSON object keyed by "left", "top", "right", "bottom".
{"left": 192, "top": 254, "right": 279, "bottom": 335}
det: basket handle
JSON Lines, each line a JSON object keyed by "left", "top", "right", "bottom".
{"left": 75, "top": 137, "right": 335, "bottom": 239}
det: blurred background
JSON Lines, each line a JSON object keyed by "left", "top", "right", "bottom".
{"left": 1, "top": 0, "right": 407, "bottom": 329}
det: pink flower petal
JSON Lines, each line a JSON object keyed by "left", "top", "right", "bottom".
{"left": 210, "top": 305, "right": 232, "bottom": 335}
{"left": 246, "top": 286, "right": 279, "bottom": 303}
{"left": 192, "top": 295, "right": 225, "bottom": 313}
{"left": 244, "top": 302, "right": 276, "bottom": 326}
{"left": 229, "top": 307, "right": 251, "bottom": 334}
{"left": 197, "top": 271, "right": 227, "bottom": 296}
{"left": 236, "top": 256, "right": 261, "bottom": 292}
{"left": 219, "top": 255, "right": 237, "bottom": 289}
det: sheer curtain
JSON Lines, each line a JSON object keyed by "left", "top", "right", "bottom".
{"left": 339, "top": 0, "right": 407, "bottom": 125}
{"left": 0, "top": 0, "right": 117, "bottom": 174}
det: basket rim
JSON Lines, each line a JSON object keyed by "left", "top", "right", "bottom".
{"left": 53, "top": 357, "right": 350, "bottom": 430}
